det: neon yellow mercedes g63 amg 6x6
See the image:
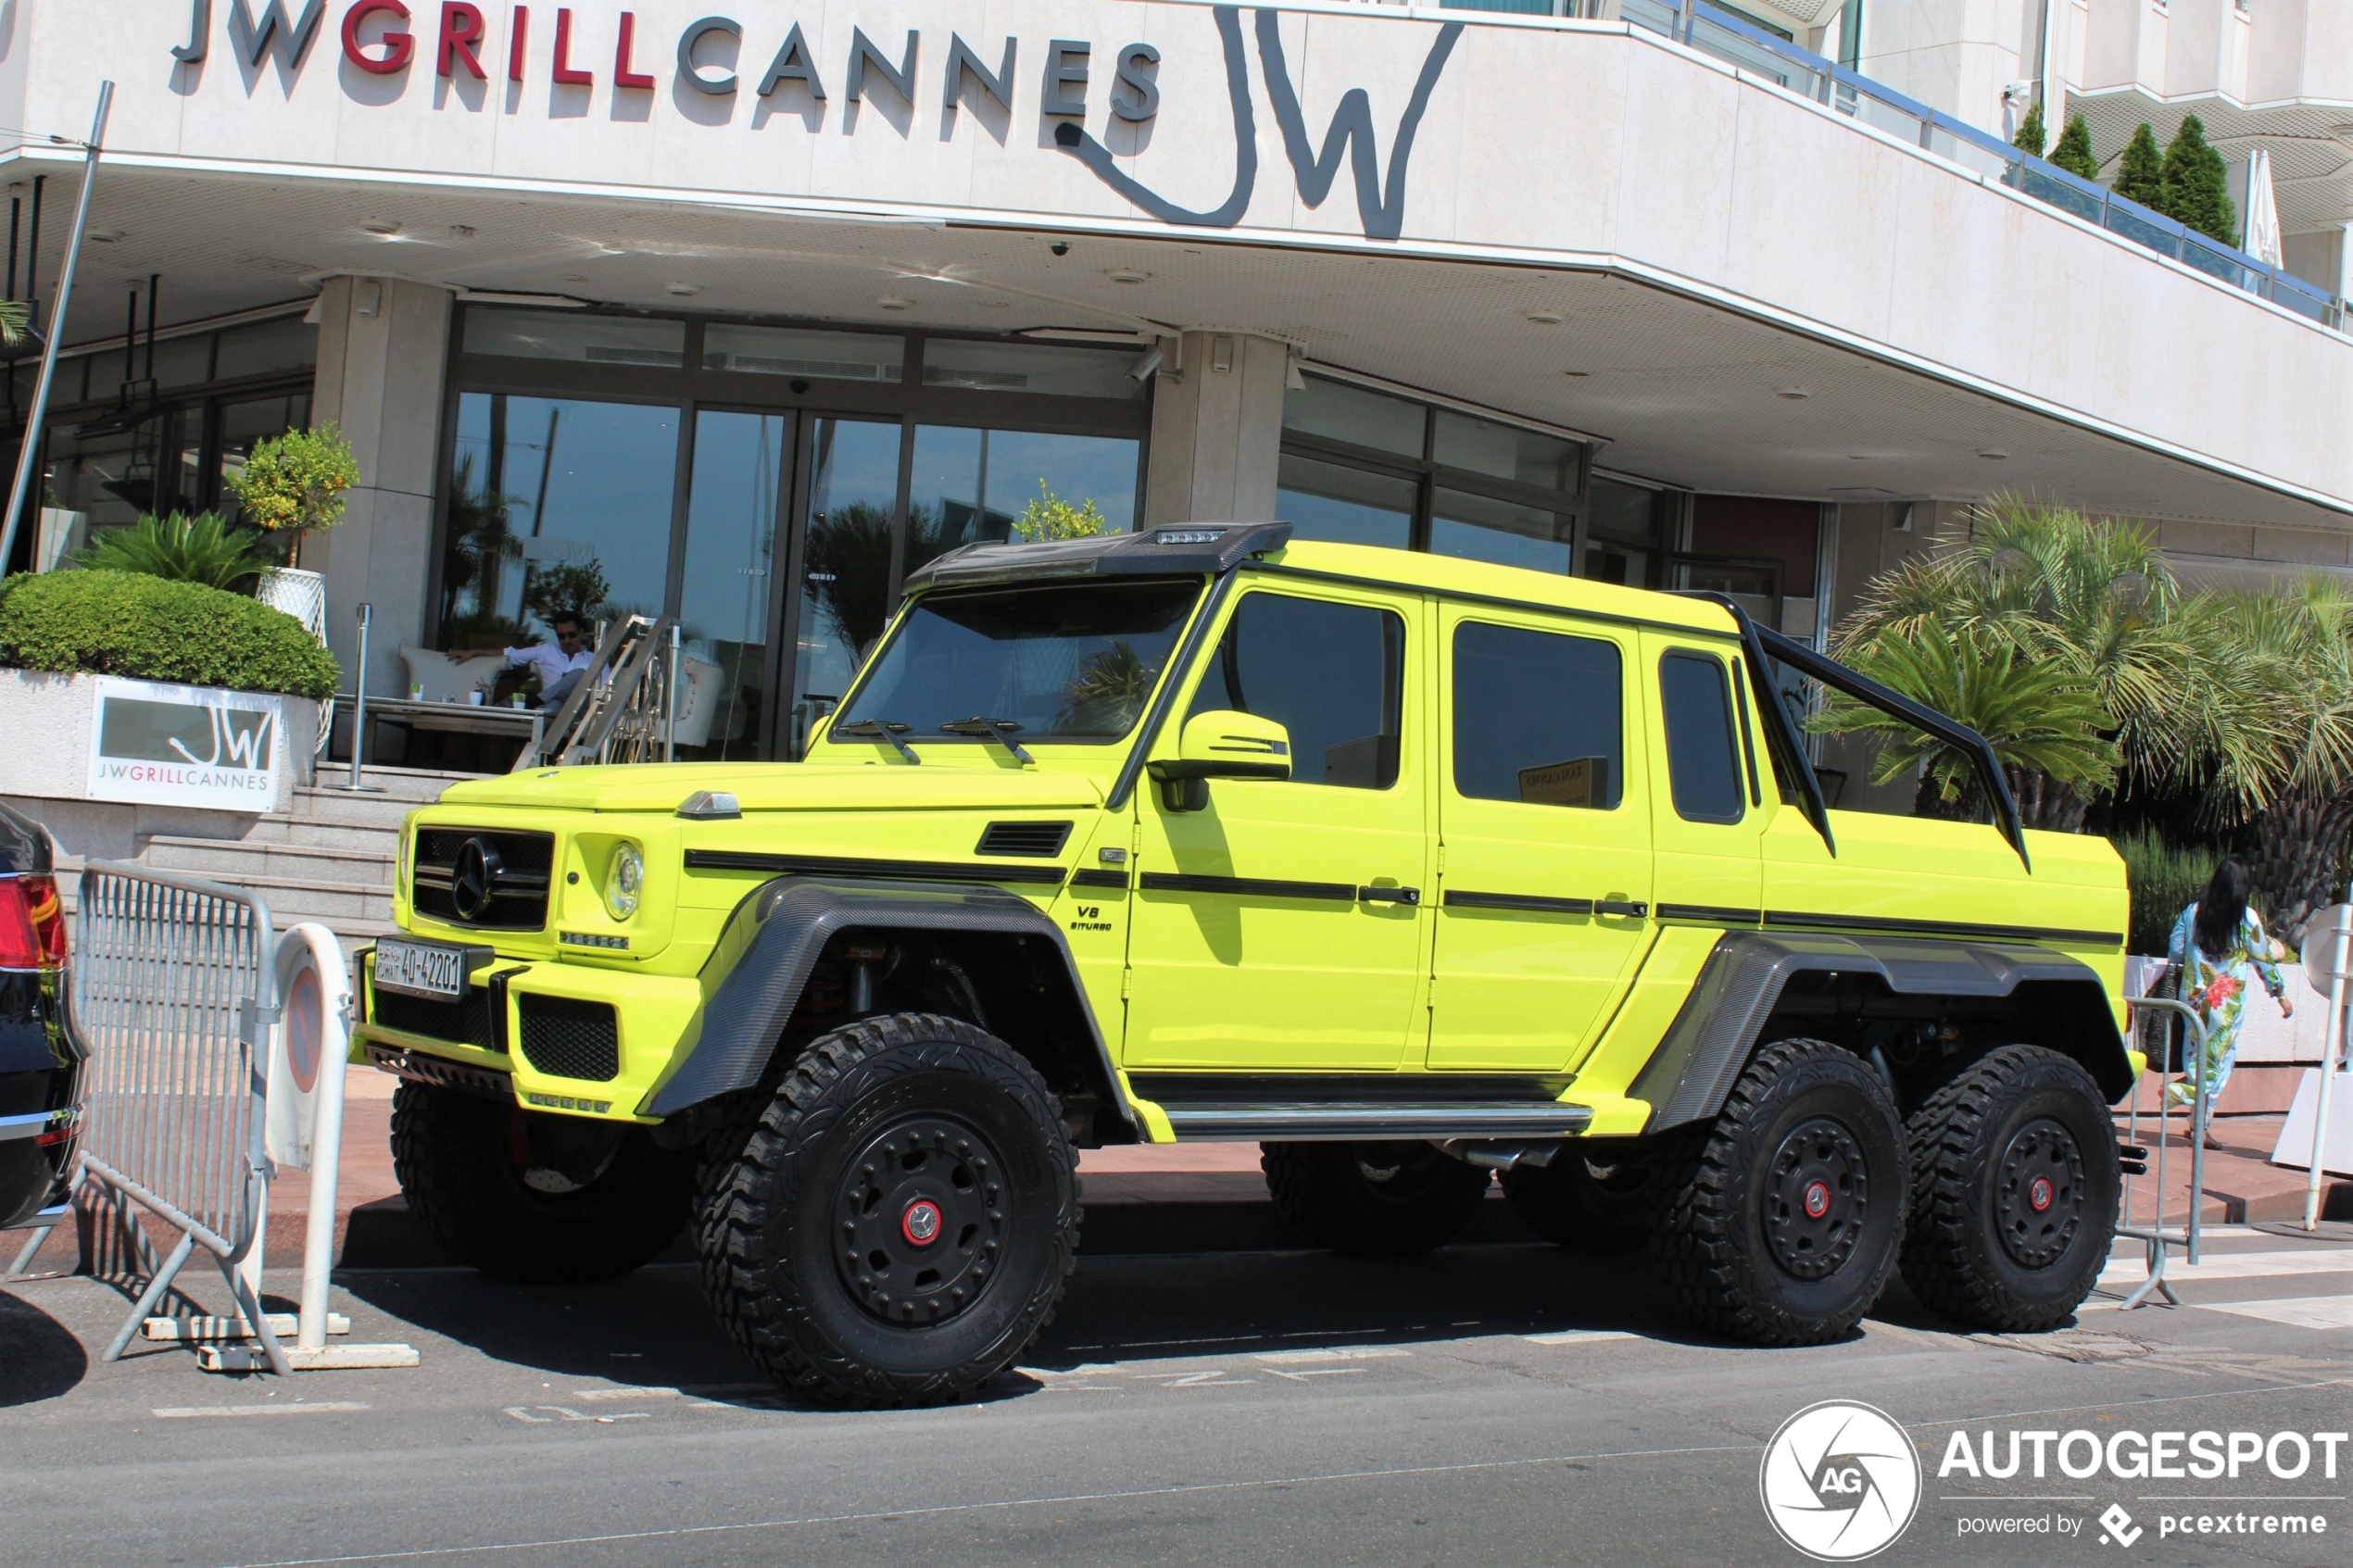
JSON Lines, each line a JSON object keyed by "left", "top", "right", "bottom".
{"left": 359, "top": 525, "right": 2134, "bottom": 1405}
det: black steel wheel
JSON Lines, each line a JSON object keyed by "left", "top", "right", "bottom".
{"left": 389, "top": 1081, "right": 692, "bottom": 1284}
{"left": 1500, "top": 1146, "right": 1660, "bottom": 1253}
{"left": 1901, "top": 1045, "right": 2119, "bottom": 1332}
{"left": 698, "top": 1013, "right": 1078, "bottom": 1407}
{"left": 1262, "top": 1141, "right": 1491, "bottom": 1257}
{"left": 1652, "top": 1038, "right": 1906, "bottom": 1346}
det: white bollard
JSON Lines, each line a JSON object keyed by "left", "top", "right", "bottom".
{"left": 2296, "top": 905, "right": 2353, "bottom": 1233}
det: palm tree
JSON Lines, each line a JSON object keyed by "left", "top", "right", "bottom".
{"left": 1831, "top": 500, "right": 2218, "bottom": 829}
{"left": 1811, "top": 621, "right": 2120, "bottom": 820}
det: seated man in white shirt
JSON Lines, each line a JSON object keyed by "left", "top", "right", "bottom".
{"left": 484, "top": 611, "right": 594, "bottom": 709}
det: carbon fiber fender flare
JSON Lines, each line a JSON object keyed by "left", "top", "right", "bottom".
{"left": 639, "top": 875, "right": 1132, "bottom": 1133}
{"left": 1629, "top": 929, "right": 2131, "bottom": 1131}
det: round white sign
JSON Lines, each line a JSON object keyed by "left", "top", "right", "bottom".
{"left": 1757, "top": 1399, "right": 1921, "bottom": 1562}
{"left": 2300, "top": 905, "right": 2353, "bottom": 985}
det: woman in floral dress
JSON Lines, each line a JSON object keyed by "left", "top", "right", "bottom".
{"left": 2164, "top": 857, "right": 2293, "bottom": 1146}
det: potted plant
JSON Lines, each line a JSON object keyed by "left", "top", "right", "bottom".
{"left": 225, "top": 422, "right": 359, "bottom": 640}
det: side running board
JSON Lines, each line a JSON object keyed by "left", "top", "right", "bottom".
{"left": 1157, "top": 1101, "right": 1593, "bottom": 1141}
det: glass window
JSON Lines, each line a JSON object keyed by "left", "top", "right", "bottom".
{"left": 704, "top": 325, "right": 902, "bottom": 383}
{"left": 1658, "top": 651, "right": 1744, "bottom": 824}
{"left": 1189, "top": 593, "right": 1405, "bottom": 789}
{"left": 1452, "top": 621, "right": 1622, "bottom": 809}
{"left": 836, "top": 580, "right": 1200, "bottom": 745}
{"left": 213, "top": 317, "right": 316, "bottom": 381}
{"left": 921, "top": 338, "right": 1143, "bottom": 400}
{"left": 1276, "top": 454, "right": 1415, "bottom": 548}
{"left": 1430, "top": 487, "right": 1572, "bottom": 575}
{"left": 1433, "top": 410, "right": 1578, "bottom": 491}
{"left": 143, "top": 333, "right": 216, "bottom": 389}
{"left": 438, "top": 393, "right": 679, "bottom": 650}
{"left": 679, "top": 411, "right": 786, "bottom": 761}
{"left": 1282, "top": 375, "right": 1425, "bottom": 458}
{"left": 1585, "top": 474, "right": 1663, "bottom": 586}
{"left": 903, "top": 424, "right": 1139, "bottom": 579}
{"left": 792, "top": 417, "right": 902, "bottom": 755}
{"left": 462, "top": 308, "right": 686, "bottom": 368}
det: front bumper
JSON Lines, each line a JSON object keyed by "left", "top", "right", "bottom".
{"left": 355, "top": 948, "right": 706, "bottom": 1123}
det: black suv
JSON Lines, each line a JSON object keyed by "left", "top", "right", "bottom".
{"left": 0, "top": 801, "right": 82, "bottom": 1232}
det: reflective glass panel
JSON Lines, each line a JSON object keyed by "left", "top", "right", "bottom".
{"left": 1188, "top": 593, "right": 1405, "bottom": 789}
{"left": 462, "top": 307, "right": 686, "bottom": 368}
{"left": 214, "top": 316, "right": 317, "bottom": 380}
{"left": 1282, "top": 375, "right": 1426, "bottom": 458}
{"left": 1276, "top": 454, "right": 1415, "bottom": 549}
{"left": 1430, "top": 487, "right": 1572, "bottom": 574}
{"left": 1432, "top": 410, "right": 1579, "bottom": 492}
{"left": 1658, "top": 651, "right": 1745, "bottom": 824}
{"left": 921, "top": 338, "right": 1143, "bottom": 399}
{"left": 791, "top": 417, "right": 902, "bottom": 757}
{"left": 903, "top": 425, "right": 1139, "bottom": 579}
{"left": 679, "top": 411, "right": 786, "bottom": 761}
{"left": 704, "top": 325, "right": 902, "bottom": 383}
{"left": 1452, "top": 621, "right": 1624, "bottom": 809}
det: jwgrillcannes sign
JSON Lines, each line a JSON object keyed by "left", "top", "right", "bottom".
{"left": 85, "top": 676, "right": 284, "bottom": 811}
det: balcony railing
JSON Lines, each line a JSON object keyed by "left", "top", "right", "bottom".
{"left": 1613, "top": 0, "right": 2345, "bottom": 330}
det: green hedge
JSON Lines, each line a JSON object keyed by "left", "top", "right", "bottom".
{"left": 0, "top": 570, "right": 340, "bottom": 701}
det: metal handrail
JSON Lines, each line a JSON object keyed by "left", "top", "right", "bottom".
{"left": 2114, "top": 991, "right": 2211, "bottom": 1309}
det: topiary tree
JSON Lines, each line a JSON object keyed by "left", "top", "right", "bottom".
{"left": 2160, "top": 115, "right": 2236, "bottom": 245}
{"left": 1013, "top": 481, "right": 1110, "bottom": 542}
{"left": 2049, "top": 114, "right": 2099, "bottom": 182}
{"left": 224, "top": 423, "right": 360, "bottom": 569}
{"left": 2012, "top": 101, "right": 2047, "bottom": 158}
{"left": 0, "top": 569, "right": 341, "bottom": 699}
{"left": 2114, "top": 123, "right": 2167, "bottom": 208}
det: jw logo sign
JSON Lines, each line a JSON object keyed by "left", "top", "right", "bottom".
{"left": 86, "top": 677, "right": 284, "bottom": 812}
{"left": 171, "top": 2, "right": 1462, "bottom": 240}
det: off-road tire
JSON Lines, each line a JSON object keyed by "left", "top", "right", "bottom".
{"left": 1652, "top": 1038, "right": 1907, "bottom": 1346}
{"left": 389, "top": 1081, "right": 692, "bottom": 1284}
{"left": 696, "top": 1013, "right": 1079, "bottom": 1408}
{"left": 1262, "top": 1141, "right": 1491, "bottom": 1257}
{"left": 1899, "top": 1045, "right": 2120, "bottom": 1333}
{"left": 1501, "top": 1145, "right": 1662, "bottom": 1253}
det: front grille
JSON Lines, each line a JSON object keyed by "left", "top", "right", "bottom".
{"left": 975, "top": 820, "right": 1072, "bottom": 857}
{"left": 412, "top": 828, "right": 554, "bottom": 930}
{"left": 517, "top": 994, "right": 619, "bottom": 1082}
{"left": 370, "top": 986, "right": 504, "bottom": 1051}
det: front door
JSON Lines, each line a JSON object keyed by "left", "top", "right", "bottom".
{"left": 1428, "top": 608, "right": 1655, "bottom": 1072}
{"left": 1122, "top": 584, "right": 1433, "bottom": 1072}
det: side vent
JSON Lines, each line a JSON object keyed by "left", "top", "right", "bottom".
{"left": 975, "top": 820, "right": 1073, "bottom": 858}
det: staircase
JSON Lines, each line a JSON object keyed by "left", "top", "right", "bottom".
{"left": 57, "top": 763, "right": 472, "bottom": 960}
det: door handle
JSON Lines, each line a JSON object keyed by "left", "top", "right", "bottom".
{"left": 1358, "top": 885, "right": 1421, "bottom": 906}
{"left": 1594, "top": 899, "right": 1648, "bottom": 918}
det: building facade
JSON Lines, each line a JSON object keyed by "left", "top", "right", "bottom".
{"left": 1, "top": 0, "right": 2347, "bottom": 765}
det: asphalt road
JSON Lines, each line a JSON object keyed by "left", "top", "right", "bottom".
{"left": 3, "top": 1225, "right": 2348, "bottom": 1568}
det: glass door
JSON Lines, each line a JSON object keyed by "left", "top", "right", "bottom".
{"left": 785, "top": 416, "right": 903, "bottom": 759}
{"left": 678, "top": 409, "right": 793, "bottom": 761}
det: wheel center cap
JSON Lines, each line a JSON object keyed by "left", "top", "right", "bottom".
{"left": 2028, "top": 1175, "right": 2053, "bottom": 1213}
{"left": 901, "top": 1198, "right": 943, "bottom": 1247}
{"left": 1803, "top": 1180, "right": 1831, "bottom": 1220}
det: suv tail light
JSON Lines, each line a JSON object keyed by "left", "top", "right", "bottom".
{"left": 0, "top": 874, "right": 67, "bottom": 969}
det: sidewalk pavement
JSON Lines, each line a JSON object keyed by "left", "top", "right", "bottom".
{"left": 9, "top": 1069, "right": 2345, "bottom": 1277}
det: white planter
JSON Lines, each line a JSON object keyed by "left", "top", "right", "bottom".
{"left": 257, "top": 566, "right": 329, "bottom": 644}
{"left": 0, "top": 671, "right": 319, "bottom": 859}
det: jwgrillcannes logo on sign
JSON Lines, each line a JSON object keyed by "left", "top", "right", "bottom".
{"left": 85, "top": 676, "right": 283, "bottom": 811}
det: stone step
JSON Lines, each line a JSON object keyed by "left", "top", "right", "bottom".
{"left": 311, "top": 761, "right": 485, "bottom": 805}
{"left": 143, "top": 834, "right": 395, "bottom": 885}
{"left": 239, "top": 815, "right": 404, "bottom": 854}
{"left": 287, "top": 787, "right": 424, "bottom": 831}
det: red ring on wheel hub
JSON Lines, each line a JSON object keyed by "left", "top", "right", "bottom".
{"left": 901, "top": 1198, "right": 943, "bottom": 1247}
{"left": 2028, "top": 1176, "right": 2053, "bottom": 1213}
{"left": 1803, "top": 1180, "right": 1831, "bottom": 1219}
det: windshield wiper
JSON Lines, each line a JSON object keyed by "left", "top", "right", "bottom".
{"left": 939, "top": 716, "right": 1035, "bottom": 765}
{"left": 833, "top": 718, "right": 922, "bottom": 764}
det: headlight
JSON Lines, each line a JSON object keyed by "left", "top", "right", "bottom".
{"left": 604, "top": 843, "right": 644, "bottom": 920}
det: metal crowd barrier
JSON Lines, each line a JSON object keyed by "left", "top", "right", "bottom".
{"left": 2114, "top": 992, "right": 2211, "bottom": 1309}
{"left": 69, "top": 861, "right": 293, "bottom": 1373}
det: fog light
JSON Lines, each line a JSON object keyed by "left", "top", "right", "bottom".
{"left": 604, "top": 843, "right": 643, "bottom": 920}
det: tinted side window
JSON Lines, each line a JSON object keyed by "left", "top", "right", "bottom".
{"left": 1658, "top": 652, "right": 1744, "bottom": 824}
{"left": 1451, "top": 621, "right": 1623, "bottom": 809}
{"left": 1189, "top": 593, "right": 1404, "bottom": 788}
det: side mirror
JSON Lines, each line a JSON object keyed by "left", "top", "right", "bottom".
{"left": 1147, "top": 709, "right": 1291, "bottom": 810}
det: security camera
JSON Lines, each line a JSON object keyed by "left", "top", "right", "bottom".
{"left": 1051, "top": 241, "right": 1071, "bottom": 257}
{"left": 1126, "top": 343, "right": 1164, "bottom": 382}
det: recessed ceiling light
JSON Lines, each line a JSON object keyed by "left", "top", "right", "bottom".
{"left": 362, "top": 220, "right": 402, "bottom": 236}
{"left": 664, "top": 282, "right": 702, "bottom": 297}
{"left": 1977, "top": 447, "right": 2009, "bottom": 459}
{"left": 1775, "top": 386, "right": 1810, "bottom": 400}
{"left": 875, "top": 296, "right": 913, "bottom": 310}
{"left": 1525, "top": 311, "right": 1564, "bottom": 325}
{"left": 84, "top": 229, "right": 124, "bottom": 244}
{"left": 1104, "top": 268, "right": 1150, "bottom": 284}
{"left": 449, "top": 224, "right": 476, "bottom": 240}
{"left": 1563, "top": 370, "right": 1590, "bottom": 379}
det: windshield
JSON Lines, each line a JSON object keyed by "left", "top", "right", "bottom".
{"left": 831, "top": 579, "right": 1203, "bottom": 746}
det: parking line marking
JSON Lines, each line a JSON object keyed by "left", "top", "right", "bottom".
{"left": 2095, "top": 1250, "right": 2353, "bottom": 1287}
{"left": 1252, "top": 1347, "right": 1412, "bottom": 1363}
{"left": 2195, "top": 1295, "right": 2353, "bottom": 1331}
{"left": 151, "top": 1402, "right": 370, "bottom": 1419}
{"left": 1523, "top": 1330, "right": 1639, "bottom": 1346}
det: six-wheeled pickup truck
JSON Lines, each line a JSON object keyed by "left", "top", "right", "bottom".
{"left": 357, "top": 525, "right": 2135, "bottom": 1405}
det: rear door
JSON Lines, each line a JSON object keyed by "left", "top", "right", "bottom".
{"left": 1428, "top": 608, "right": 1654, "bottom": 1072}
{"left": 1641, "top": 633, "right": 1768, "bottom": 929}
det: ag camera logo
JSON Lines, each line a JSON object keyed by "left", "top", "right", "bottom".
{"left": 1760, "top": 1400, "right": 1922, "bottom": 1561}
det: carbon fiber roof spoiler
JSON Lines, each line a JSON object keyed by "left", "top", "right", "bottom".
{"left": 900, "top": 522, "right": 1294, "bottom": 596}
